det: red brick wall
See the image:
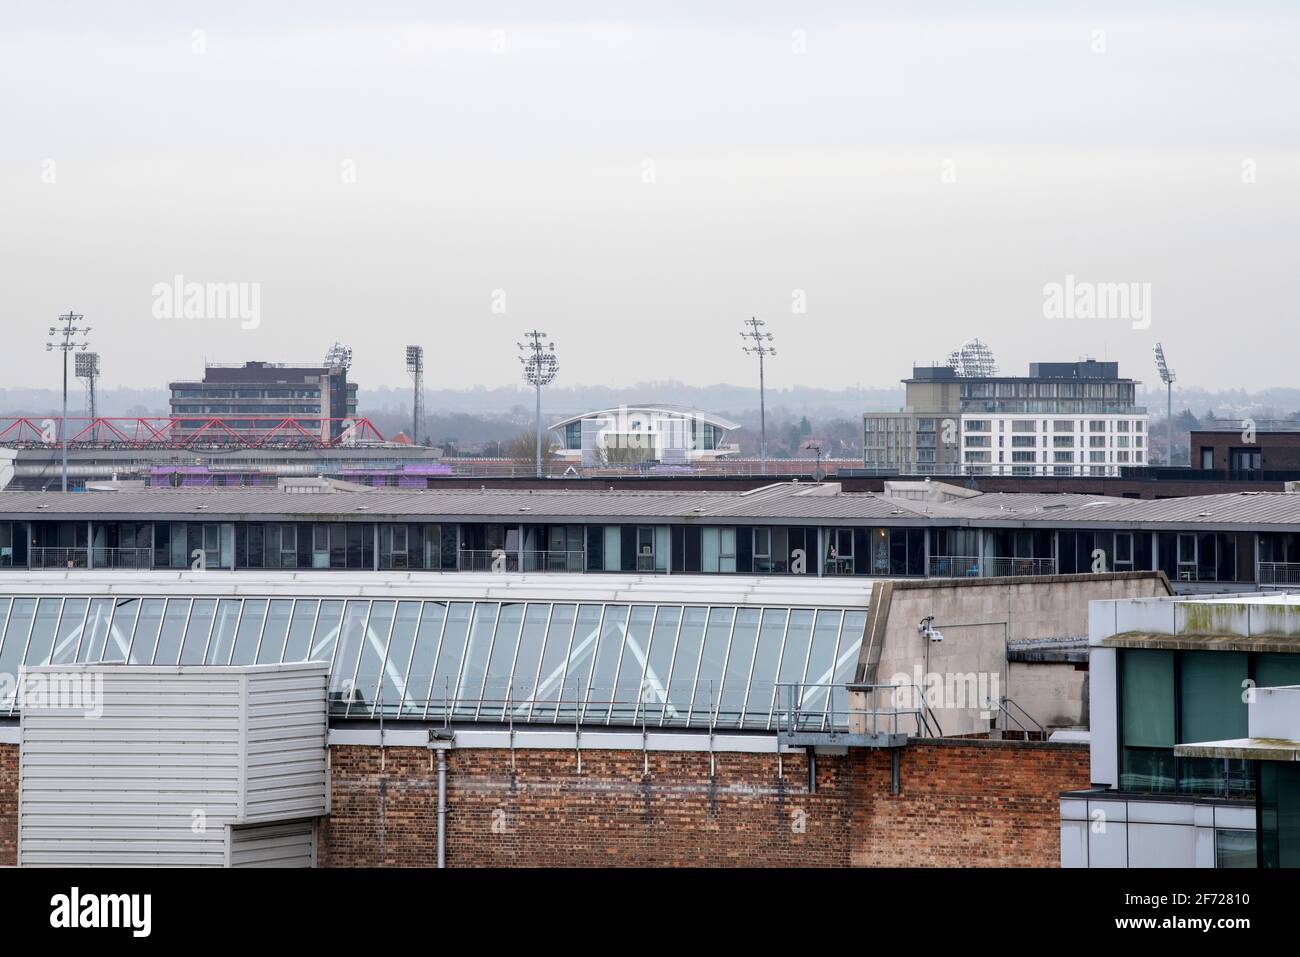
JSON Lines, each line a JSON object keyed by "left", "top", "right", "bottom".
{"left": 849, "top": 740, "right": 1090, "bottom": 867}
{"left": 319, "top": 739, "right": 1088, "bottom": 868}
{"left": 0, "top": 744, "right": 16, "bottom": 866}
{"left": 320, "top": 746, "right": 849, "bottom": 867}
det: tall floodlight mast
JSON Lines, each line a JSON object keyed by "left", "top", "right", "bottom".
{"left": 75, "top": 351, "right": 101, "bottom": 427}
{"left": 405, "top": 346, "right": 425, "bottom": 445}
{"left": 740, "top": 318, "right": 776, "bottom": 470}
{"left": 518, "top": 331, "right": 558, "bottom": 478}
{"left": 1153, "top": 343, "right": 1176, "bottom": 466}
{"left": 47, "top": 311, "right": 92, "bottom": 492}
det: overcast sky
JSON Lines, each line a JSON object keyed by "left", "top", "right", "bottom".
{"left": 2, "top": 1, "right": 1296, "bottom": 396}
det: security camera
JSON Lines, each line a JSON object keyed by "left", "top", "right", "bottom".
{"left": 918, "top": 616, "right": 944, "bottom": 642}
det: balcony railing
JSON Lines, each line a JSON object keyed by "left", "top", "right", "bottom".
{"left": 29, "top": 547, "right": 90, "bottom": 569}
{"left": 928, "top": 556, "right": 981, "bottom": 578}
{"left": 984, "top": 557, "right": 1057, "bottom": 577}
{"left": 521, "top": 550, "right": 586, "bottom": 573}
{"left": 458, "top": 549, "right": 520, "bottom": 572}
{"left": 91, "top": 547, "right": 153, "bottom": 569}
{"left": 1258, "top": 562, "right": 1300, "bottom": 587}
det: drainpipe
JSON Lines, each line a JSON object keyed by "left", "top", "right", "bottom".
{"left": 429, "top": 728, "right": 454, "bottom": 868}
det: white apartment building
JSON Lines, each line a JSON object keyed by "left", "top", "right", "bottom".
{"left": 962, "top": 414, "right": 1147, "bottom": 477}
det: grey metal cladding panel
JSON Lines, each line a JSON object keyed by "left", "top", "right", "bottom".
{"left": 229, "top": 820, "right": 314, "bottom": 868}
{"left": 240, "top": 666, "right": 328, "bottom": 823}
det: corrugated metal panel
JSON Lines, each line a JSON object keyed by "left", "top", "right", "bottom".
{"left": 228, "top": 819, "right": 315, "bottom": 867}
{"left": 19, "top": 662, "right": 328, "bottom": 867}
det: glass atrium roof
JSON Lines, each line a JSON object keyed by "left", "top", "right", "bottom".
{"left": 0, "top": 590, "right": 866, "bottom": 730}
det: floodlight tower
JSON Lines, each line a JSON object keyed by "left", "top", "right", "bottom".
{"left": 75, "top": 351, "right": 101, "bottom": 423}
{"left": 518, "top": 331, "right": 558, "bottom": 478}
{"left": 405, "top": 345, "right": 425, "bottom": 446}
{"left": 46, "top": 311, "right": 92, "bottom": 492}
{"left": 740, "top": 318, "right": 776, "bottom": 467}
{"left": 1153, "top": 343, "right": 1176, "bottom": 466}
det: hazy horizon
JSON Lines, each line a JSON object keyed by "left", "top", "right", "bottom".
{"left": 3, "top": 1, "right": 1297, "bottom": 394}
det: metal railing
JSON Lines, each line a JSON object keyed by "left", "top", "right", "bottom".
{"left": 774, "top": 682, "right": 943, "bottom": 738}
{"left": 928, "top": 555, "right": 981, "bottom": 578}
{"left": 521, "top": 550, "right": 586, "bottom": 573}
{"left": 457, "top": 549, "right": 520, "bottom": 572}
{"left": 994, "top": 696, "right": 1046, "bottom": 740}
{"left": 1258, "top": 562, "right": 1300, "bottom": 587}
{"left": 28, "top": 547, "right": 90, "bottom": 569}
{"left": 984, "top": 557, "right": 1057, "bottom": 577}
{"left": 90, "top": 547, "right": 153, "bottom": 569}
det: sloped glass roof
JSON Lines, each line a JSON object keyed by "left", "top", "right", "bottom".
{"left": 0, "top": 593, "right": 865, "bottom": 730}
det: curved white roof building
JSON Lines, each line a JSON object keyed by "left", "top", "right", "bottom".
{"left": 550, "top": 405, "right": 740, "bottom": 465}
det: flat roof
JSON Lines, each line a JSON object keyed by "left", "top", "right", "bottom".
{"left": 0, "top": 569, "right": 881, "bottom": 607}
{"left": 8, "top": 483, "right": 1300, "bottom": 531}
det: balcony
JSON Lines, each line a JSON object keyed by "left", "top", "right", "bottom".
{"left": 522, "top": 550, "right": 586, "bottom": 573}
{"left": 458, "top": 549, "right": 520, "bottom": 572}
{"left": 927, "top": 556, "right": 1057, "bottom": 578}
{"left": 1258, "top": 562, "right": 1300, "bottom": 587}
{"left": 28, "top": 547, "right": 153, "bottom": 570}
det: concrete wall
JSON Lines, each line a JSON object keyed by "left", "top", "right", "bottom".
{"left": 863, "top": 573, "right": 1171, "bottom": 736}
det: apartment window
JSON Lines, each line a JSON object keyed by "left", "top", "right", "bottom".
{"left": 752, "top": 528, "right": 772, "bottom": 573}
{"left": 1053, "top": 435, "right": 1074, "bottom": 448}
{"left": 1012, "top": 451, "right": 1035, "bottom": 463}
{"left": 1120, "top": 649, "right": 1175, "bottom": 792}
{"left": 1201, "top": 448, "right": 1214, "bottom": 469}
{"left": 1089, "top": 451, "right": 1106, "bottom": 463}
{"left": 1012, "top": 435, "right": 1035, "bottom": 447}
{"left": 1117, "top": 451, "right": 1130, "bottom": 463}
{"left": 964, "top": 420, "right": 991, "bottom": 433}
{"left": 1089, "top": 435, "right": 1106, "bottom": 448}
{"left": 1089, "top": 420, "right": 1107, "bottom": 432}
{"left": 1117, "top": 436, "right": 1130, "bottom": 448}
{"left": 1053, "top": 420, "right": 1075, "bottom": 432}
{"left": 1116, "top": 420, "right": 1131, "bottom": 431}
{"left": 964, "top": 451, "right": 991, "bottom": 463}
{"left": 1052, "top": 451, "right": 1074, "bottom": 463}
{"left": 966, "top": 435, "right": 991, "bottom": 448}
{"left": 1011, "top": 420, "right": 1035, "bottom": 433}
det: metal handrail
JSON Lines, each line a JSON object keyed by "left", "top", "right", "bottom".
{"left": 996, "top": 696, "right": 1045, "bottom": 739}
{"left": 774, "top": 682, "right": 939, "bottom": 738}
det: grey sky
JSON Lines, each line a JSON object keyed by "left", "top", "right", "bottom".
{"left": 2, "top": 1, "right": 1296, "bottom": 396}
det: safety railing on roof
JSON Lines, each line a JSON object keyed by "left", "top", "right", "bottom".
{"left": 773, "top": 682, "right": 944, "bottom": 739}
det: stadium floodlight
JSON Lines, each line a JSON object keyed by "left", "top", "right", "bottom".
{"left": 740, "top": 318, "right": 776, "bottom": 468}
{"left": 518, "top": 331, "right": 559, "bottom": 478}
{"left": 75, "top": 351, "right": 101, "bottom": 425}
{"left": 324, "top": 341, "right": 353, "bottom": 371}
{"left": 47, "top": 311, "right": 91, "bottom": 492}
{"left": 1154, "top": 343, "right": 1176, "bottom": 466}
{"left": 405, "top": 345, "right": 425, "bottom": 445}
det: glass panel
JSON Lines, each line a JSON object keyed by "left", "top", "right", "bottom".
{"left": 256, "top": 599, "right": 294, "bottom": 665}
{"left": 690, "top": 607, "right": 734, "bottom": 721}
{"left": 429, "top": 602, "right": 472, "bottom": 715}
{"left": 204, "top": 599, "right": 242, "bottom": 665}
{"left": 404, "top": 601, "right": 447, "bottom": 715}
{"left": 153, "top": 599, "right": 189, "bottom": 665}
{"left": 50, "top": 598, "right": 88, "bottom": 665}
{"left": 0, "top": 599, "right": 36, "bottom": 706}
{"left": 1256, "top": 653, "right": 1300, "bottom": 689}
{"left": 557, "top": 604, "right": 602, "bottom": 720}
{"left": 508, "top": 603, "right": 551, "bottom": 712}
{"left": 1180, "top": 651, "right": 1248, "bottom": 743}
{"left": 100, "top": 598, "right": 140, "bottom": 663}
{"left": 379, "top": 601, "right": 422, "bottom": 717}
{"left": 180, "top": 598, "right": 217, "bottom": 665}
{"left": 79, "top": 598, "right": 112, "bottom": 662}
{"left": 834, "top": 610, "right": 868, "bottom": 687}
{"left": 586, "top": 605, "right": 627, "bottom": 721}
{"left": 776, "top": 609, "right": 815, "bottom": 714}
{"left": 612, "top": 605, "right": 654, "bottom": 723}
{"left": 129, "top": 599, "right": 166, "bottom": 665}
{"left": 309, "top": 600, "right": 346, "bottom": 662}
{"left": 718, "top": 608, "right": 761, "bottom": 727}
{"left": 329, "top": 601, "right": 371, "bottom": 701}
{"left": 22, "top": 599, "right": 62, "bottom": 669}
{"left": 1120, "top": 648, "right": 1175, "bottom": 792}
{"left": 800, "top": 610, "right": 844, "bottom": 716}
{"left": 1260, "top": 762, "right": 1300, "bottom": 868}
{"left": 530, "top": 603, "right": 576, "bottom": 720}
{"left": 282, "top": 599, "right": 319, "bottom": 662}
{"left": 746, "top": 608, "right": 788, "bottom": 726}
{"left": 230, "top": 599, "right": 267, "bottom": 665}
{"left": 481, "top": 602, "right": 525, "bottom": 714}
{"left": 454, "top": 602, "right": 498, "bottom": 715}
{"left": 1215, "top": 830, "right": 1256, "bottom": 868}
{"left": 350, "top": 600, "right": 395, "bottom": 715}
{"left": 640, "top": 605, "right": 680, "bottom": 724}
{"left": 665, "top": 606, "right": 708, "bottom": 725}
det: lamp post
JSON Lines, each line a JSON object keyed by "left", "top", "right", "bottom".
{"left": 518, "top": 332, "right": 558, "bottom": 478}
{"left": 47, "top": 311, "right": 91, "bottom": 492}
